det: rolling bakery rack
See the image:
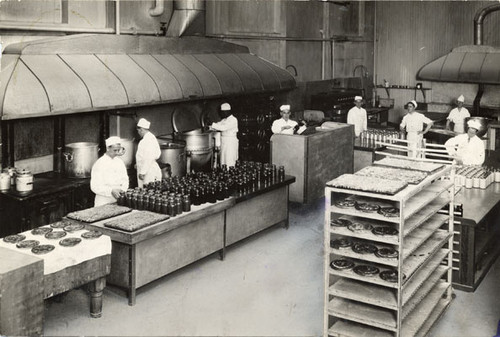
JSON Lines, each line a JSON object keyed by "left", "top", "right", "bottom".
{"left": 323, "top": 154, "right": 456, "bottom": 337}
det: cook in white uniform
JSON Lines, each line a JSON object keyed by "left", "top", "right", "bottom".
{"left": 445, "top": 119, "right": 485, "bottom": 166}
{"left": 347, "top": 95, "right": 368, "bottom": 137}
{"left": 400, "top": 100, "right": 433, "bottom": 158}
{"left": 136, "top": 118, "right": 162, "bottom": 187}
{"left": 272, "top": 105, "right": 298, "bottom": 135}
{"left": 446, "top": 95, "right": 470, "bottom": 134}
{"left": 210, "top": 103, "right": 239, "bottom": 167}
{"left": 90, "top": 136, "right": 129, "bottom": 206}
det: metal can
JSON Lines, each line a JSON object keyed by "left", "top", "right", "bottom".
{"left": 15, "top": 169, "right": 33, "bottom": 193}
{"left": 0, "top": 172, "right": 11, "bottom": 191}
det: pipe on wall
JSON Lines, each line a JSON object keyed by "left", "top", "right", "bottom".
{"left": 116, "top": 0, "right": 120, "bottom": 35}
{"left": 474, "top": 3, "right": 500, "bottom": 45}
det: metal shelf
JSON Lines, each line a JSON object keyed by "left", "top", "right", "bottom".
{"left": 403, "top": 196, "right": 450, "bottom": 236}
{"left": 402, "top": 214, "right": 449, "bottom": 258}
{"left": 328, "top": 320, "right": 394, "bottom": 337}
{"left": 329, "top": 264, "right": 399, "bottom": 289}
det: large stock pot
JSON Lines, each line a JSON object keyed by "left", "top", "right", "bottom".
{"left": 63, "top": 142, "right": 99, "bottom": 178}
{"left": 157, "top": 138, "right": 187, "bottom": 177}
{"left": 174, "top": 129, "right": 215, "bottom": 172}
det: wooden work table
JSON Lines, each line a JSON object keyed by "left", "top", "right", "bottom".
{"left": 451, "top": 183, "right": 500, "bottom": 291}
{"left": 86, "top": 175, "right": 295, "bottom": 305}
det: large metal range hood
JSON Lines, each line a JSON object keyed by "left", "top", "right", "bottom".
{"left": 417, "top": 3, "right": 500, "bottom": 84}
{"left": 0, "top": 34, "right": 296, "bottom": 120}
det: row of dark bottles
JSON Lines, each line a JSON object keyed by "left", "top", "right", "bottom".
{"left": 117, "top": 161, "right": 286, "bottom": 217}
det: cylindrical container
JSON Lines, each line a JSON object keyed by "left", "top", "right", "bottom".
{"left": 15, "top": 169, "right": 34, "bottom": 193}
{"left": 119, "top": 138, "right": 136, "bottom": 169}
{"left": 157, "top": 139, "right": 187, "bottom": 178}
{"left": 472, "top": 177, "right": 480, "bottom": 189}
{"left": 0, "top": 172, "right": 11, "bottom": 191}
{"left": 182, "top": 195, "right": 191, "bottom": 212}
{"left": 495, "top": 170, "right": 500, "bottom": 183}
{"left": 465, "top": 177, "right": 473, "bottom": 189}
{"left": 3, "top": 167, "right": 16, "bottom": 186}
{"left": 479, "top": 176, "right": 487, "bottom": 189}
{"left": 63, "top": 142, "right": 99, "bottom": 178}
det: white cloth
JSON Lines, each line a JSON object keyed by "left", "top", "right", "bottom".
{"left": 401, "top": 112, "right": 432, "bottom": 158}
{"left": 90, "top": 154, "right": 129, "bottom": 206}
{"left": 447, "top": 107, "right": 470, "bottom": 133}
{"left": 271, "top": 118, "right": 298, "bottom": 135}
{"left": 0, "top": 225, "right": 112, "bottom": 275}
{"left": 347, "top": 106, "right": 367, "bottom": 137}
{"left": 136, "top": 131, "right": 162, "bottom": 187}
{"left": 211, "top": 115, "right": 239, "bottom": 167}
{"left": 445, "top": 134, "right": 485, "bottom": 166}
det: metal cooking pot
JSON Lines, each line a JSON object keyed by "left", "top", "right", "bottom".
{"left": 15, "top": 168, "right": 33, "bottom": 193}
{"left": 157, "top": 139, "right": 187, "bottom": 177}
{"left": 174, "top": 129, "right": 215, "bottom": 172}
{"left": 119, "top": 138, "right": 135, "bottom": 169}
{"left": 464, "top": 117, "right": 491, "bottom": 138}
{"left": 63, "top": 142, "right": 99, "bottom": 178}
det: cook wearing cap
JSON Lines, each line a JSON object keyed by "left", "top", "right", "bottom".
{"left": 271, "top": 104, "right": 298, "bottom": 135}
{"left": 210, "top": 103, "right": 239, "bottom": 167}
{"left": 347, "top": 96, "right": 367, "bottom": 138}
{"left": 445, "top": 119, "right": 485, "bottom": 165}
{"left": 400, "top": 100, "right": 433, "bottom": 158}
{"left": 90, "top": 136, "right": 129, "bottom": 206}
{"left": 446, "top": 94, "right": 470, "bottom": 134}
{"left": 136, "top": 118, "right": 162, "bottom": 187}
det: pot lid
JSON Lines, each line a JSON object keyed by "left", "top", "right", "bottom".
{"left": 417, "top": 45, "right": 500, "bottom": 84}
{"left": 172, "top": 108, "right": 202, "bottom": 133}
{"left": 0, "top": 34, "right": 296, "bottom": 120}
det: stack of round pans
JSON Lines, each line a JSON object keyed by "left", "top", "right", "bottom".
{"left": 353, "top": 265, "right": 380, "bottom": 277}
{"left": 330, "top": 259, "right": 355, "bottom": 270}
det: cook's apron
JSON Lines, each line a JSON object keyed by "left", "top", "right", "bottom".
{"left": 454, "top": 121, "right": 465, "bottom": 134}
{"left": 220, "top": 136, "right": 239, "bottom": 167}
{"left": 137, "top": 162, "right": 162, "bottom": 188}
{"left": 407, "top": 131, "right": 423, "bottom": 158}
{"left": 95, "top": 195, "right": 117, "bottom": 207}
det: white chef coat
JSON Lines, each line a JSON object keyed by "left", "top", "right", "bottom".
{"left": 447, "top": 107, "right": 470, "bottom": 134}
{"left": 445, "top": 134, "right": 485, "bottom": 166}
{"left": 400, "top": 112, "right": 433, "bottom": 158}
{"left": 136, "top": 131, "right": 162, "bottom": 187}
{"left": 90, "top": 154, "right": 129, "bottom": 206}
{"left": 211, "top": 114, "right": 239, "bottom": 167}
{"left": 271, "top": 118, "right": 298, "bottom": 135}
{"left": 347, "top": 106, "right": 367, "bottom": 137}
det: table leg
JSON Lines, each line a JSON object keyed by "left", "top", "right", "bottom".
{"left": 89, "top": 277, "right": 106, "bottom": 318}
{"left": 285, "top": 185, "right": 290, "bottom": 230}
{"left": 219, "top": 210, "right": 226, "bottom": 261}
{"left": 128, "top": 245, "right": 137, "bottom": 306}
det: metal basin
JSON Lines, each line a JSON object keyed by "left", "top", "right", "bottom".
{"left": 464, "top": 117, "right": 491, "bottom": 137}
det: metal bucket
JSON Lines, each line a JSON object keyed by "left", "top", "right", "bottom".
{"left": 63, "top": 142, "right": 99, "bottom": 178}
{"left": 157, "top": 139, "right": 187, "bottom": 177}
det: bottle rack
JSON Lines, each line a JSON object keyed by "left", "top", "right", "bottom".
{"left": 323, "top": 164, "right": 455, "bottom": 337}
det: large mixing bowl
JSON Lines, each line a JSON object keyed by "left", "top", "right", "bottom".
{"left": 464, "top": 117, "right": 491, "bottom": 137}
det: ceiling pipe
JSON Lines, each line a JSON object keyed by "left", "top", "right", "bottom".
{"left": 149, "top": 0, "right": 165, "bottom": 17}
{"left": 474, "top": 3, "right": 500, "bottom": 45}
{"left": 166, "top": 0, "right": 205, "bottom": 37}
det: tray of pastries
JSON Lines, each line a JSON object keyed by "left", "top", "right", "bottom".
{"left": 104, "top": 211, "right": 169, "bottom": 232}
{"left": 373, "top": 157, "right": 444, "bottom": 174}
{"left": 326, "top": 174, "right": 408, "bottom": 195}
{"left": 66, "top": 204, "right": 132, "bottom": 223}
{"left": 355, "top": 165, "right": 429, "bottom": 185}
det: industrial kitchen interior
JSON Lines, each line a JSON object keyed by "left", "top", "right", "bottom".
{"left": 1, "top": 1, "right": 500, "bottom": 336}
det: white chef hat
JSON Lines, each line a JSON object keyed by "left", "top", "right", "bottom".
{"left": 457, "top": 95, "right": 465, "bottom": 102}
{"left": 280, "top": 105, "right": 291, "bottom": 112}
{"left": 105, "top": 136, "right": 122, "bottom": 147}
{"left": 354, "top": 96, "right": 363, "bottom": 101}
{"left": 137, "top": 118, "right": 150, "bottom": 129}
{"left": 407, "top": 100, "right": 418, "bottom": 109}
{"left": 467, "top": 119, "right": 481, "bottom": 130}
{"left": 221, "top": 103, "right": 231, "bottom": 111}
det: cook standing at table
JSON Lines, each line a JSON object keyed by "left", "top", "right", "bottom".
{"left": 400, "top": 100, "right": 433, "bottom": 158}
{"left": 136, "top": 118, "right": 162, "bottom": 187}
{"left": 347, "top": 95, "right": 368, "bottom": 138}
{"left": 446, "top": 95, "right": 470, "bottom": 134}
{"left": 90, "top": 136, "right": 129, "bottom": 206}
{"left": 210, "top": 103, "right": 239, "bottom": 167}
{"left": 272, "top": 105, "right": 298, "bottom": 135}
{"left": 445, "top": 119, "right": 485, "bottom": 166}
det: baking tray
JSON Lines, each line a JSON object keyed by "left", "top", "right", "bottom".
{"left": 327, "top": 174, "right": 408, "bottom": 195}
{"left": 66, "top": 204, "right": 132, "bottom": 223}
{"left": 104, "top": 211, "right": 169, "bottom": 232}
{"left": 373, "top": 157, "right": 444, "bottom": 174}
{"left": 355, "top": 166, "right": 428, "bottom": 185}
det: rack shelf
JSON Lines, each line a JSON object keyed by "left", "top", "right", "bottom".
{"left": 324, "top": 161, "right": 454, "bottom": 337}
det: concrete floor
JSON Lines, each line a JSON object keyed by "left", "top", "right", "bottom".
{"left": 43, "top": 198, "right": 500, "bottom": 337}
